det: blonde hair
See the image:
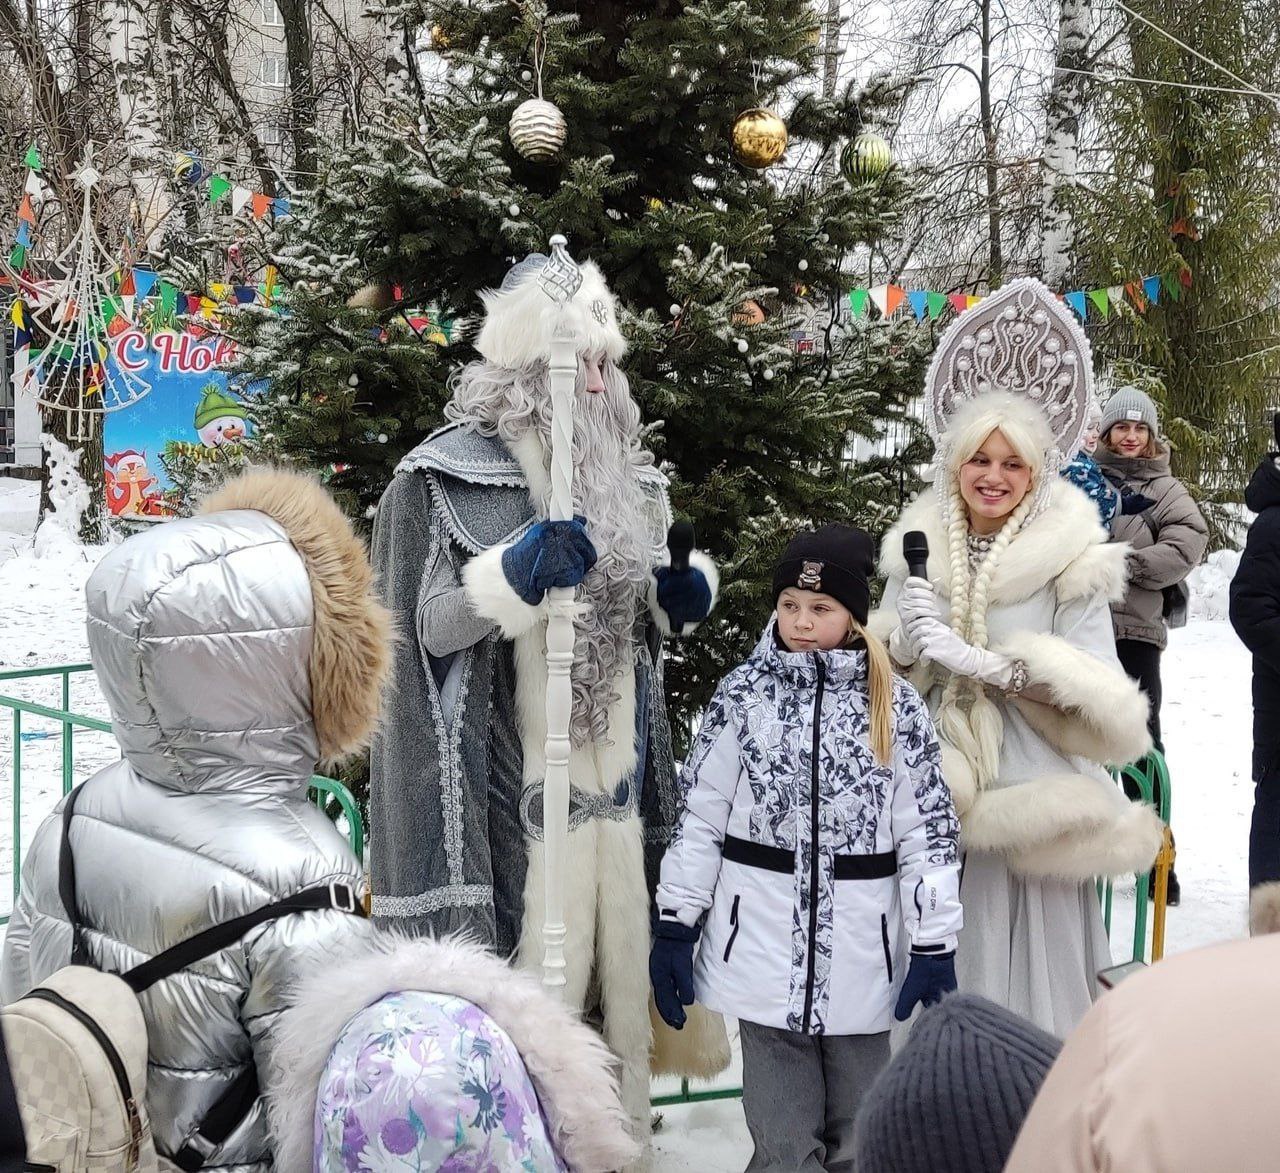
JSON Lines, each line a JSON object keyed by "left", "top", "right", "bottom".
{"left": 848, "top": 617, "right": 895, "bottom": 766}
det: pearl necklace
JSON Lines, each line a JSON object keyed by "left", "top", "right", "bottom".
{"left": 965, "top": 531, "right": 996, "bottom": 570}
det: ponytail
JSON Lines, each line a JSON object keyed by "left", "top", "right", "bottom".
{"left": 849, "top": 618, "right": 894, "bottom": 766}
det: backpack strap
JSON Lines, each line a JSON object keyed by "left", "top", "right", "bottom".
{"left": 169, "top": 1066, "right": 258, "bottom": 1172}
{"left": 57, "top": 784, "right": 91, "bottom": 966}
{"left": 122, "top": 881, "right": 365, "bottom": 994}
{"left": 1139, "top": 510, "right": 1159, "bottom": 543}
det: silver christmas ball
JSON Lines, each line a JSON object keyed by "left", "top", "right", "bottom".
{"left": 509, "top": 203, "right": 521, "bottom": 216}
{"left": 763, "top": 368, "right": 775, "bottom": 380}
{"left": 670, "top": 303, "right": 682, "bottom": 317}
{"left": 347, "top": 373, "right": 359, "bottom": 386}
{"left": 378, "top": 433, "right": 389, "bottom": 444}
{"left": 509, "top": 98, "right": 567, "bottom": 163}
{"left": 736, "top": 338, "right": 749, "bottom": 353}
{"left": 520, "top": 69, "right": 533, "bottom": 83}
{"left": 798, "top": 259, "right": 809, "bottom": 271}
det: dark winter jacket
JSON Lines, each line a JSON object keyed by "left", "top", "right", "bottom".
{"left": 1230, "top": 457, "right": 1280, "bottom": 782}
{"left": 1097, "top": 445, "right": 1208, "bottom": 649}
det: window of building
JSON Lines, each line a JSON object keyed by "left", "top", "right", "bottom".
{"left": 259, "top": 122, "right": 284, "bottom": 147}
{"left": 262, "top": 0, "right": 283, "bottom": 24}
{"left": 261, "top": 53, "right": 286, "bottom": 87}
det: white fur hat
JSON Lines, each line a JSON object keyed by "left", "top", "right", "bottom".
{"left": 473, "top": 254, "right": 627, "bottom": 369}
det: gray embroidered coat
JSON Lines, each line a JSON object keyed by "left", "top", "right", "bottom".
{"left": 369, "top": 424, "right": 680, "bottom": 955}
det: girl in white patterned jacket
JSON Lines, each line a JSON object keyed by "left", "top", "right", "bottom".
{"left": 649, "top": 524, "right": 963, "bottom": 1173}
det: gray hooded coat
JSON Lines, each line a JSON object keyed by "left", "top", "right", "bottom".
{"left": 0, "top": 469, "right": 391, "bottom": 1170}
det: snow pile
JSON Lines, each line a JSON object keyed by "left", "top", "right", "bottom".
{"left": 32, "top": 434, "right": 92, "bottom": 560}
{"left": 1188, "top": 549, "right": 1242, "bottom": 621}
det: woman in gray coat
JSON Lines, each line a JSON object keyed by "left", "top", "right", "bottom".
{"left": 1, "top": 469, "right": 391, "bottom": 1170}
{"left": 1096, "top": 387, "right": 1208, "bottom": 904}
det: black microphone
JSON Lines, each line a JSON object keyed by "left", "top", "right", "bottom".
{"left": 1272, "top": 410, "right": 1280, "bottom": 453}
{"left": 667, "top": 520, "right": 695, "bottom": 573}
{"left": 903, "top": 530, "right": 929, "bottom": 580}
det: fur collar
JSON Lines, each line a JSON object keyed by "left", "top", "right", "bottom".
{"left": 880, "top": 479, "right": 1128, "bottom": 606}
{"left": 267, "top": 933, "right": 638, "bottom": 1172}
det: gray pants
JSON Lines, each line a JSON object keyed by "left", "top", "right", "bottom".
{"left": 739, "top": 1020, "right": 890, "bottom": 1173}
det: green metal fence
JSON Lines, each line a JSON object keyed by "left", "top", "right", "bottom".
{"left": 0, "top": 663, "right": 362, "bottom": 924}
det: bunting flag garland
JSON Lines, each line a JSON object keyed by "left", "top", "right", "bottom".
{"left": 133, "top": 268, "right": 158, "bottom": 299}
{"left": 250, "top": 192, "right": 272, "bottom": 220}
{"left": 846, "top": 269, "right": 1186, "bottom": 326}
{"left": 23, "top": 144, "right": 41, "bottom": 171}
{"left": 232, "top": 186, "right": 253, "bottom": 216}
{"left": 171, "top": 152, "right": 290, "bottom": 222}
{"left": 208, "top": 175, "right": 232, "bottom": 205}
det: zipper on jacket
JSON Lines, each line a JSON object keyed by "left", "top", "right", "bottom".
{"left": 880, "top": 913, "right": 894, "bottom": 983}
{"left": 25, "top": 987, "right": 144, "bottom": 1170}
{"left": 723, "top": 894, "right": 741, "bottom": 963}
{"left": 801, "top": 656, "right": 826, "bottom": 1034}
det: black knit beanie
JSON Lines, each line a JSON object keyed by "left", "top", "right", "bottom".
{"left": 853, "top": 994, "right": 1062, "bottom": 1173}
{"left": 772, "top": 524, "right": 875, "bottom": 625}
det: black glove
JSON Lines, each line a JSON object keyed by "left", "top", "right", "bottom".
{"left": 893, "top": 950, "right": 957, "bottom": 1021}
{"left": 1120, "top": 490, "right": 1157, "bottom": 516}
{"left": 649, "top": 914, "right": 699, "bottom": 1030}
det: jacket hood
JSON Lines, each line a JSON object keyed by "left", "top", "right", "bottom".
{"left": 1245, "top": 455, "right": 1280, "bottom": 513}
{"left": 85, "top": 468, "right": 392, "bottom": 794}
{"left": 267, "top": 932, "right": 638, "bottom": 1173}
{"left": 1095, "top": 442, "right": 1172, "bottom": 482}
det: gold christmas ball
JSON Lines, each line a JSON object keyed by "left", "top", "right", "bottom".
{"left": 509, "top": 97, "right": 568, "bottom": 163}
{"left": 731, "top": 108, "right": 788, "bottom": 169}
{"left": 842, "top": 130, "right": 893, "bottom": 181}
{"left": 430, "top": 24, "right": 450, "bottom": 50}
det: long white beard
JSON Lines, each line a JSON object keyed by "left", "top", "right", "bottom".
{"left": 446, "top": 359, "right": 656, "bottom": 747}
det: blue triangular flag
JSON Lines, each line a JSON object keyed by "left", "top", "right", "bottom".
{"left": 233, "top": 285, "right": 256, "bottom": 304}
{"left": 908, "top": 290, "right": 929, "bottom": 321}
{"left": 133, "top": 268, "right": 159, "bottom": 300}
{"left": 1065, "top": 291, "right": 1088, "bottom": 321}
{"left": 273, "top": 197, "right": 291, "bottom": 217}
{"left": 1143, "top": 275, "right": 1161, "bottom": 306}
{"left": 14, "top": 221, "right": 31, "bottom": 248}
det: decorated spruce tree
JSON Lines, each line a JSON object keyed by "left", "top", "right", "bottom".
{"left": 228, "top": 0, "right": 931, "bottom": 736}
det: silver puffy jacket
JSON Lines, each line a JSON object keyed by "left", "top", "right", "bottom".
{"left": 1, "top": 469, "right": 391, "bottom": 1171}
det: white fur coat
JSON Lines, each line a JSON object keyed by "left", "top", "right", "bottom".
{"left": 871, "top": 480, "right": 1162, "bottom": 881}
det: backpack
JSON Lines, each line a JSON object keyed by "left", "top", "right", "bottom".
{"left": 2, "top": 783, "right": 366, "bottom": 1172}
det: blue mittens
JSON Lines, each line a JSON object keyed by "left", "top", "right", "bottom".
{"left": 501, "top": 518, "right": 598, "bottom": 605}
{"left": 1121, "top": 490, "right": 1157, "bottom": 516}
{"left": 893, "top": 950, "right": 957, "bottom": 1020}
{"left": 650, "top": 915, "right": 700, "bottom": 1030}
{"left": 654, "top": 565, "right": 713, "bottom": 632}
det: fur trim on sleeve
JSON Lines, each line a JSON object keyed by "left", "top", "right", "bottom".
{"left": 646, "top": 549, "right": 719, "bottom": 637}
{"left": 994, "top": 630, "right": 1153, "bottom": 767}
{"left": 1250, "top": 882, "right": 1280, "bottom": 936}
{"left": 1055, "top": 540, "right": 1130, "bottom": 605}
{"left": 267, "top": 933, "right": 639, "bottom": 1173}
{"left": 461, "top": 541, "right": 547, "bottom": 638}
{"left": 964, "top": 772, "right": 1164, "bottom": 881}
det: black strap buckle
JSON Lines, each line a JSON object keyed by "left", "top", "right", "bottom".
{"left": 328, "top": 881, "right": 357, "bottom": 914}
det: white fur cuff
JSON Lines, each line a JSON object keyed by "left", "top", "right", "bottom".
{"left": 647, "top": 549, "right": 719, "bottom": 637}
{"left": 462, "top": 542, "right": 547, "bottom": 639}
{"left": 997, "top": 630, "right": 1153, "bottom": 767}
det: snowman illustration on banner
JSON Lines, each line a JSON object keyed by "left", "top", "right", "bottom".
{"left": 195, "top": 387, "right": 250, "bottom": 449}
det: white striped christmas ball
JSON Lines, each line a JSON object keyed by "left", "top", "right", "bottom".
{"left": 508, "top": 98, "right": 567, "bottom": 163}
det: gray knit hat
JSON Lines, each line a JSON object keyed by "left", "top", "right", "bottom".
{"left": 853, "top": 994, "right": 1061, "bottom": 1173}
{"left": 1101, "top": 386, "right": 1159, "bottom": 438}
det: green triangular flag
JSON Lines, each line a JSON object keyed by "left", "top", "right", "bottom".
{"left": 1087, "top": 288, "right": 1110, "bottom": 318}
{"left": 102, "top": 294, "right": 124, "bottom": 325}
{"left": 926, "top": 291, "right": 947, "bottom": 320}
{"left": 208, "top": 175, "right": 232, "bottom": 204}
{"left": 848, "top": 289, "right": 869, "bottom": 316}
{"left": 1161, "top": 272, "right": 1182, "bottom": 302}
{"left": 23, "top": 144, "right": 41, "bottom": 172}
{"left": 8, "top": 243, "right": 25, "bottom": 268}
{"left": 159, "top": 281, "right": 178, "bottom": 318}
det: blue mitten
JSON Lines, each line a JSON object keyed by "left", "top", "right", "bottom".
{"left": 650, "top": 915, "right": 700, "bottom": 1030}
{"left": 893, "top": 950, "right": 957, "bottom": 1021}
{"left": 1121, "top": 490, "right": 1157, "bottom": 516}
{"left": 654, "top": 565, "right": 713, "bottom": 632}
{"left": 501, "top": 518, "right": 598, "bottom": 605}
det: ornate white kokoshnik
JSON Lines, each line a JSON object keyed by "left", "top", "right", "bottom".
{"left": 925, "top": 277, "right": 1094, "bottom": 520}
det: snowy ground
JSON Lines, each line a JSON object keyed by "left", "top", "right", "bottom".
{"left": 0, "top": 477, "right": 1258, "bottom": 1168}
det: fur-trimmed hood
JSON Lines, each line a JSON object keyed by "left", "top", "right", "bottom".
{"left": 474, "top": 257, "right": 626, "bottom": 369}
{"left": 267, "top": 933, "right": 639, "bottom": 1173}
{"left": 85, "top": 468, "right": 392, "bottom": 793}
{"left": 879, "top": 478, "right": 1128, "bottom": 607}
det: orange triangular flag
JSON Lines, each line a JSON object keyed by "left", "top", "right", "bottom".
{"left": 17, "top": 194, "right": 35, "bottom": 224}
{"left": 251, "top": 192, "right": 272, "bottom": 220}
{"left": 884, "top": 285, "right": 907, "bottom": 317}
{"left": 1125, "top": 281, "right": 1147, "bottom": 313}
{"left": 119, "top": 269, "right": 136, "bottom": 297}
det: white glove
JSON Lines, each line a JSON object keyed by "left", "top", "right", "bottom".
{"left": 892, "top": 577, "right": 941, "bottom": 665}
{"left": 916, "top": 620, "right": 1014, "bottom": 690}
